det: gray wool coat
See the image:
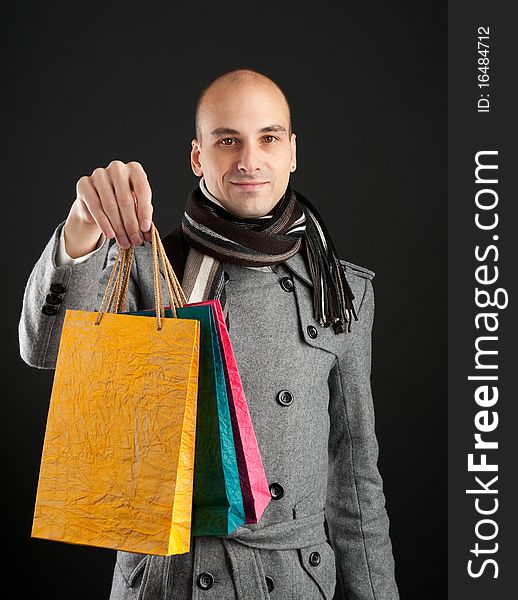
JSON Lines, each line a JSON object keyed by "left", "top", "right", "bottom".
{"left": 18, "top": 220, "right": 399, "bottom": 600}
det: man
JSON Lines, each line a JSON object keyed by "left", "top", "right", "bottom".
{"left": 19, "top": 68, "right": 399, "bottom": 600}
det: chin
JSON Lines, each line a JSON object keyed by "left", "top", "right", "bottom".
{"left": 226, "top": 195, "right": 270, "bottom": 213}
{"left": 235, "top": 206, "right": 271, "bottom": 219}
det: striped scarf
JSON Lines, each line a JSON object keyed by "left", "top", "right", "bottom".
{"left": 180, "top": 179, "right": 358, "bottom": 334}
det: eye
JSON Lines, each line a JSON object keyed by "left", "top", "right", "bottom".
{"left": 263, "top": 135, "right": 278, "bottom": 143}
{"left": 219, "top": 138, "right": 236, "bottom": 146}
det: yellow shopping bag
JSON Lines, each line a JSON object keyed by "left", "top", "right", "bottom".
{"left": 32, "top": 223, "right": 199, "bottom": 556}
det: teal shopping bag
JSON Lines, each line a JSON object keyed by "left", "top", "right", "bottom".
{"left": 126, "top": 304, "right": 245, "bottom": 536}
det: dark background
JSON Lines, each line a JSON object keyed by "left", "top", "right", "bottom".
{"left": 4, "top": 2, "right": 446, "bottom": 598}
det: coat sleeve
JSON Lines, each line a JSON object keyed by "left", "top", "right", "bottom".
{"left": 325, "top": 276, "right": 399, "bottom": 600}
{"left": 18, "top": 219, "right": 143, "bottom": 370}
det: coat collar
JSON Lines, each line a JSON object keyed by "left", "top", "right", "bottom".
{"left": 282, "top": 251, "right": 313, "bottom": 287}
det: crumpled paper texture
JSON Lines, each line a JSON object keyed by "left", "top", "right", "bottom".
{"left": 128, "top": 305, "right": 246, "bottom": 537}
{"left": 32, "top": 309, "right": 200, "bottom": 556}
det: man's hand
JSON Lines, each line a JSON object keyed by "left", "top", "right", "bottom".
{"left": 63, "top": 160, "right": 153, "bottom": 258}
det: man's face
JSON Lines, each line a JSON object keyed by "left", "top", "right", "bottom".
{"left": 191, "top": 80, "right": 297, "bottom": 219}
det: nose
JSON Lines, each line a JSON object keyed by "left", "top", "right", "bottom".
{"left": 237, "top": 143, "right": 261, "bottom": 174}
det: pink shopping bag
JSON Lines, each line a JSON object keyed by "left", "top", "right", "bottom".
{"left": 186, "top": 299, "right": 272, "bottom": 523}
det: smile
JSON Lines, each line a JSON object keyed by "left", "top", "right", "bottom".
{"left": 230, "top": 182, "right": 269, "bottom": 190}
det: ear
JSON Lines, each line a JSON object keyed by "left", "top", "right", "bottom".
{"left": 191, "top": 139, "right": 203, "bottom": 176}
{"left": 290, "top": 133, "right": 297, "bottom": 172}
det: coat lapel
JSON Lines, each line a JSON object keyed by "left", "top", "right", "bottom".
{"left": 282, "top": 251, "right": 314, "bottom": 287}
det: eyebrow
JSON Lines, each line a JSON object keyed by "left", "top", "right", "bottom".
{"left": 210, "top": 124, "right": 288, "bottom": 137}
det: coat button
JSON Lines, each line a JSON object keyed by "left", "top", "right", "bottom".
{"left": 307, "top": 325, "right": 318, "bottom": 338}
{"left": 45, "top": 293, "right": 63, "bottom": 305}
{"left": 265, "top": 576, "right": 275, "bottom": 592}
{"left": 50, "top": 283, "right": 66, "bottom": 294}
{"left": 276, "top": 390, "right": 294, "bottom": 406}
{"left": 269, "top": 482, "right": 284, "bottom": 500}
{"left": 196, "top": 572, "right": 214, "bottom": 590}
{"left": 279, "top": 277, "right": 294, "bottom": 292}
{"left": 309, "top": 551, "right": 321, "bottom": 566}
{"left": 42, "top": 305, "right": 58, "bottom": 316}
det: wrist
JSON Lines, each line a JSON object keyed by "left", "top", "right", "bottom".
{"left": 63, "top": 211, "right": 104, "bottom": 259}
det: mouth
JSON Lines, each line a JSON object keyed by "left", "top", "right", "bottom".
{"left": 230, "top": 181, "right": 269, "bottom": 191}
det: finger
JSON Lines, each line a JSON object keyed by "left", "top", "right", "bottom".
{"left": 76, "top": 176, "right": 115, "bottom": 239}
{"left": 128, "top": 161, "right": 153, "bottom": 234}
{"left": 107, "top": 163, "right": 143, "bottom": 248}
{"left": 91, "top": 167, "right": 132, "bottom": 248}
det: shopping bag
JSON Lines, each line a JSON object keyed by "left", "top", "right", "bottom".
{"left": 32, "top": 223, "right": 200, "bottom": 556}
{"left": 126, "top": 304, "right": 246, "bottom": 536}
{"left": 189, "top": 299, "right": 272, "bottom": 524}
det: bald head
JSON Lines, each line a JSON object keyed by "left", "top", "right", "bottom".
{"left": 194, "top": 68, "right": 292, "bottom": 143}
{"left": 190, "top": 68, "right": 297, "bottom": 219}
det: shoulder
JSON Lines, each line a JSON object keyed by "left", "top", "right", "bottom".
{"left": 340, "top": 259, "right": 375, "bottom": 281}
{"left": 338, "top": 260, "right": 376, "bottom": 317}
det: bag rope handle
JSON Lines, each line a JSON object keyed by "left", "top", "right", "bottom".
{"left": 95, "top": 222, "right": 187, "bottom": 330}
